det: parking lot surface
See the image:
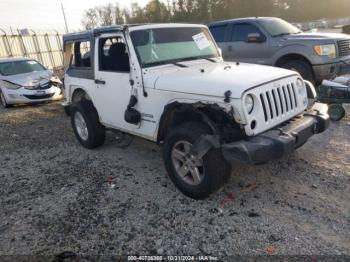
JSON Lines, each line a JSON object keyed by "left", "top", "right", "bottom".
{"left": 0, "top": 102, "right": 349, "bottom": 258}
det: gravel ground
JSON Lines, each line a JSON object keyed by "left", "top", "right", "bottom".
{"left": 0, "top": 102, "right": 349, "bottom": 260}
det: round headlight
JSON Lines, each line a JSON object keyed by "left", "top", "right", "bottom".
{"left": 245, "top": 94, "right": 254, "bottom": 114}
{"left": 296, "top": 78, "right": 305, "bottom": 94}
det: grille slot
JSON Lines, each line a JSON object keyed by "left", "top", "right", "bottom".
{"left": 291, "top": 84, "right": 298, "bottom": 107}
{"left": 277, "top": 88, "right": 284, "bottom": 114}
{"left": 260, "top": 94, "right": 268, "bottom": 121}
{"left": 266, "top": 92, "right": 274, "bottom": 119}
{"left": 24, "top": 93, "right": 54, "bottom": 100}
{"left": 259, "top": 83, "right": 299, "bottom": 122}
{"left": 282, "top": 86, "right": 290, "bottom": 111}
{"left": 287, "top": 84, "right": 294, "bottom": 109}
{"left": 337, "top": 39, "right": 350, "bottom": 57}
{"left": 271, "top": 89, "right": 279, "bottom": 117}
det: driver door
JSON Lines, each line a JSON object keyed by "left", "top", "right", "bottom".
{"left": 92, "top": 34, "right": 136, "bottom": 130}
{"left": 227, "top": 22, "right": 270, "bottom": 65}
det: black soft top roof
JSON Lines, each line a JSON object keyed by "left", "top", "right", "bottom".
{"left": 63, "top": 24, "right": 149, "bottom": 43}
{"left": 63, "top": 25, "right": 125, "bottom": 42}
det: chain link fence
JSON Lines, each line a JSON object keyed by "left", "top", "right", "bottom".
{"left": 0, "top": 29, "right": 64, "bottom": 76}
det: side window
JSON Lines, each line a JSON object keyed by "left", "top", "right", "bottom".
{"left": 209, "top": 24, "right": 227, "bottom": 42}
{"left": 231, "top": 23, "right": 262, "bottom": 42}
{"left": 99, "top": 36, "right": 130, "bottom": 72}
{"left": 72, "top": 41, "right": 91, "bottom": 68}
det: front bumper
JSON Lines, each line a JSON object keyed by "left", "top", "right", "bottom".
{"left": 62, "top": 101, "right": 71, "bottom": 116}
{"left": 3, "top": 86, "right": 63, "bottom": 104}
{"left": 221, "top": 103, "right": 329, "bottom": 164}
{"left": 313, "top": 58, "right": 350, "bottom": 82}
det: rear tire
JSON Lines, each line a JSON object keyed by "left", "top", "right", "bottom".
{"left": 70, "top": 100, "right": 105, "bottom": 149}
{"left": 0, "top": 90, "right": 12, "bottom": 108}
{"left": 328, "top": 104, "right": 346, "bottom": 121}
{"left": 280, "top": 60, "right": 315, "bottom": 84}
{"left": 163, "top": 122, "right": 231, "bottom": 200}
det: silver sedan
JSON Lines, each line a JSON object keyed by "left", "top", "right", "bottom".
{"left": 0, "top": 58, "right": 63, "bottom": 108}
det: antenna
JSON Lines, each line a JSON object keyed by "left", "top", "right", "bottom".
{"left": 61, "top": 2, "right": 69, "bottom": 33}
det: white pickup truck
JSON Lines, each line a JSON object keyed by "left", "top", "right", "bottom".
{"left": 62, "top": 24, "right": 329, "bottom": 199}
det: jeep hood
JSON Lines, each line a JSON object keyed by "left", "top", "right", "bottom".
{"left": 145, "top": 61, "right": 297, "bottom": 99}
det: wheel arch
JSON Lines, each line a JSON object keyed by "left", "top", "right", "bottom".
{"left": 274, "top": 53, "right": 313, "bottom": 68}
{"left": 71, "top": 87, "right": 92, "bottom": 103}
{"left": 156, "top": 101, "right": 237, "bottom": 144}
{"left": 274, "top": 53, "right": 315, "bottom": 82}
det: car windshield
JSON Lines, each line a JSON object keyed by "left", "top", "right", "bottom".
{"left": 130, "top": 27, "right": 219, "bottom": 68}
{"left": 258, "top": 18, "right": 301, "bottom": 37}
{"left": 0, "top": 60, "right": 46, "bottom": 76}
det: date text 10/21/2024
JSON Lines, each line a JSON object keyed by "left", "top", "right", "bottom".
{"left": 127, "top": 255, "right": 219, "bottom": 261}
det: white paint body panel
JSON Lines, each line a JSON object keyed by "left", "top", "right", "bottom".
{"left": 149, "top": 60, "right": 297, "bottom": 98}
{"left": 64, "top": 24, "right": 308, "bottom": 141}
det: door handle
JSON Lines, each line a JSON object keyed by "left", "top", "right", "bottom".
{"left": 95, "top": 79, "right": 106, "bottom": 85}
{"left": 228, "top": 45, "right": 233, "bottom": 52}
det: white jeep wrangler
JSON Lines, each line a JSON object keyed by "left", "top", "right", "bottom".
{"left": 62, "top": 24, "right": 329, "bottom": 199}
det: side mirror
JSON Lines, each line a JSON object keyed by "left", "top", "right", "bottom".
{"left": 247, "top": 33, "right": 266, "bottom": 43}
{"left": 124, "top": 95, "right": 141, "bottom": 125}
{"left": 127, "top": 95, "right": 138, "bottom": 109}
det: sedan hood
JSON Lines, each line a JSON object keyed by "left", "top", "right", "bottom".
{"left": 1, "top": 70, "right": 51, "bottom": 87}
{"left": 146, "top": 61, "right": 297, "bottom": 99}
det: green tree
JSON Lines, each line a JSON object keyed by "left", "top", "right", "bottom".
{"left": 144, "top": 0, "right": 171, "bottom": 22}
{"left": 81, "top": 0, "right": 350, "bottom": 29}
{"left": 82, "top": 8, "right": 99, "bottom": 30}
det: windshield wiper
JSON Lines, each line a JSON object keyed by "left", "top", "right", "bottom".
{"left": 143, "top": 56, "right": 215, "bottom": 68}
{"left": 173, "top": 62, "right": 188, "bottom": 68}
{"left": 143, "top": 60, "right": 187, "bottom": 68}
{"left": 204, "top": 57, "right": 217, "bottom": 63}
{"left": 178, "top": 56, "right": 216, "bottom": 63}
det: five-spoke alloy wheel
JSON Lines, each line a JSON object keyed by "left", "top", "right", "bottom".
{"left": 163, "top": 122, "right": 231, "bottom": 199}
{"left": 70, "top": 100, "right": 105, "bottom": 149}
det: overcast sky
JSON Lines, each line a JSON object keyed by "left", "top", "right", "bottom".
{"left": 0, "top": 0, "right": 152, "bottom": 32}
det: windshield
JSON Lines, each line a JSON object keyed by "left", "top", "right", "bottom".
{"left": 0, "top": 60, "right": 46, "bottom": 76}
{"left": 130, "top": 27, "right": 219, "bottom": 67}
{"left": 257, "top": 18, "right": 301, "bottom": 37}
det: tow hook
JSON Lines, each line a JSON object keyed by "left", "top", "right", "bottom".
{"left": 277, "top": 128, "right": 289, "bottom": 137}
{"left": 314, "top": 109, "right": 321, "bottom": 115}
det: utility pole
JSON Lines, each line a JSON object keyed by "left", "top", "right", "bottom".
{"left": 61, "top": 2, "right": 69, "bottom": 33}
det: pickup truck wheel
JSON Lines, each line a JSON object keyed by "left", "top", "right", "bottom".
{"left": 163, "top": 122, "right": 231, "bottom": 200}
{"left": 281, "top": 60, "right": 314, "bottom": 83}
{"left": 328, "top": 104, "right": 345, "bottom": 121}
{"left": 70, "top": 100, "right": 105, "bottom": 149}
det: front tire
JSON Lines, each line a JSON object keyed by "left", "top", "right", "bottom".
{"left": 70, "top": 100, "right": 105, "bottom": 149}
{"left": 0, "top": 90, "right": 12, "bottom": 108}
{"left": 328, "top": 104, "right": 346, "bottom": 121}
{"left": 163, "top": 122, "right": 231, "bottom": 199}
{"left": 281, "top": 60, "right": 315, "bottom": 84}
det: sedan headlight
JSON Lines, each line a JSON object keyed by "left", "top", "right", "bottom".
{"left": 0, "top": 80, "right": 21, "bottom": 89}
{"left": 314, "top": 44, "right": 336, "bottom": 59}
{"left": 245, "top": 94, "right": 254, "bottom": 114}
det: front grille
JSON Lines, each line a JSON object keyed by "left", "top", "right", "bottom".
{"left": 259, "top": 84, "right": 298, "bottom": 122}
{"left": 337, "top": 39, "right": 350, "bottom": 57}
{"left": 24, "top": 93, "right": 54, "bottom": 100}
{"left": 25, "top": 81, "right": 51, "bottom": 90}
